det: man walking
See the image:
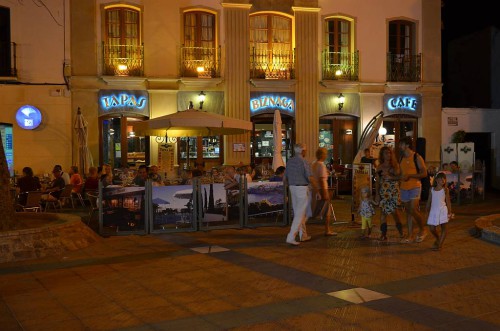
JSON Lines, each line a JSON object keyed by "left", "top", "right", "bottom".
{"left": 284, "top": 143, "right": 315, "bottom": 245}
{"left": 399, "top": 136, "right": 427, "bottom": 243}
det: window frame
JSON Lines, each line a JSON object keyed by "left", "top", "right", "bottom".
{"left": 388, "top": 20, "right": 415, "bottom": 57}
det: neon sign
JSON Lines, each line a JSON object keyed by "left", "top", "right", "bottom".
{"left": 15, "top": 105, "right": 42, "bottom": 130}
{"left": 387, "top": 96, "right": 418, "bottom": 112}
{"left": 250, "top": 95, "right": 295, "bottom": 113}
{"left": 100, "top": 94, "right": 147, "bottom": 110}
{"left": 383, "top": 94, "right": 422, "bottom": 117}
{"left": 98, "top": 90, "right": 149, "bottom": 117}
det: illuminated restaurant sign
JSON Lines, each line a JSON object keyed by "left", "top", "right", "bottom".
{"left": 98, "top": 90, "right": 149, "bottom": 117}
{"left": 383, "top": 94, "right": 422, "bottom": 117}
{"left": 250, "top": 92, "right": 295, "bottom": 116}
{"left": 15, "top": 105, "right": 42, "bottom": 130}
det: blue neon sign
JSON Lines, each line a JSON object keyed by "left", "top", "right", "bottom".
{"left": 15, "top": 105, "right": 42, "bottom": 130}
{"left": 98, "top": 90, "right": 149, "bottom": 117}
{"left": 250, "top": 94, "right": 295, "bottom": 114}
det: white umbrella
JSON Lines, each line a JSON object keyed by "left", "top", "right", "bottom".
{"left": 354, "top": 114, "right": 383, "bottom": 163}
{"left": 132, "top": 109, "right": 253, "bottom": 137}
{"left": 272, "top": 109, "right": 285, "bottom": 171}
{"left": 74, "top": 108, "right": 94, "bottom": 175}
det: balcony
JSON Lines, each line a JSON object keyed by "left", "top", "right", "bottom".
{"left": 102, "top": 43, "right": 144, "bottom": 77}
{"left": 321, "top": 50, "right": 359, "bottom": 81}
{"left": 250, "top": 48, "right": 295, "bottom": 80}
{"left": 0, "top": 42, "right": 17, "bottom": 78}
{"left": 180, "top": 45, "right": 221, "bottom": 78}
{"left": 387, "top": 53, "right": 421, "bottom": 82}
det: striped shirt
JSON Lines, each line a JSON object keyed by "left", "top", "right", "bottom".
{"left": 285, "top": 156, "right": 312, "bottom": 186}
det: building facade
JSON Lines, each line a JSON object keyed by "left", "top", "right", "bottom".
{"left": 0, "top": 0, "right": 71, "bottom": 176}
{"left": 69, "top": 0, "right": 442, "bottom": 175}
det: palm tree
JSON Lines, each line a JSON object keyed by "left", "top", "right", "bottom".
{"left": 0, "top": 131, "right": 17, "bottom": 230}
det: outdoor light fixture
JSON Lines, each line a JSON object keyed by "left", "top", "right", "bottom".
{"left": 196, "top": 66, "right": 205, "bottom": 73}
{"left": 335, "top": 69, "right": 342, "bottom": 76}
{"left": 338, "top": 93, "right": 345, "bottom": 111}
{"left": 198, "top": 91, "right": 206, "bottom": 109}
{"left": 378, "top": 126, "right": 387, "bottom": 142}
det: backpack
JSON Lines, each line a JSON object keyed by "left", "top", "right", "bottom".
{"left": 400, "top": 152, "right": 431, "bottom": 201}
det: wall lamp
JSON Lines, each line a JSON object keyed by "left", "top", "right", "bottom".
{"left": 338, "top": 93, "right": 345, "bottom": 111}
{"left": 198, "top": 91, "right": 206, "bottom": 110}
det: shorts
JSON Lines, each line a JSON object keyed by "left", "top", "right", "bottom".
{"left": 400, "top": 187, "right": 421, "bottom": 202}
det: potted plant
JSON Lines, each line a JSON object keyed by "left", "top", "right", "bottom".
{"left": 451, "top": 130, "right": 466, "bottom": 143}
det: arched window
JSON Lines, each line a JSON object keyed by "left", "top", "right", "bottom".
{"left": 322, "top": 17, "right": 357, "bottom": 80}
{"left": 182, "top": 11, "right": 217, "bottom": 77}
{"left": 387, "top": 20, "right": 419, "bottom": 81}
{"left": 103, "top": 6, "right": 143, "bottom": 76}
{"left": 250, "top": 14, "right": 293, "bottom": 79}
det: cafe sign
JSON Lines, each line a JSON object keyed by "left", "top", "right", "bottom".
{"left": 98, "top": 90, "right": 149, "bottom": 117}
{"left": 383, "top": 94, "right": 422, "bottom": 117}
{"left": 15, "top": 105, "right": 42, "bottom": 130}
{"left": 250, "top": 92, "right": 295, "bottom": 116}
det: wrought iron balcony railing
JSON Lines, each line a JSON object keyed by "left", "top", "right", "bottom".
{"left": 250, "top": 47, "right": 295, "bottom": 79}
{"left": 180, "top": 45, "right": 221, "bottom": 78}
{"left": 321, "top": 50, "right": 359, "bottom": 81}
{"left": 102, "top": 42, "right": 144, "bottom": 76}
{"left": 0, "top": 42, "right": 17, "bottom": 77}
{"left": 387, "top": 53, "right": 421, "bottom": 82}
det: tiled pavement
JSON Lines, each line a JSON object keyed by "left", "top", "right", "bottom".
{"left": 0, "top": 194, "right": 499, "bottom": 330}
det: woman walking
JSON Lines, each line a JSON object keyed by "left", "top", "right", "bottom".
{"left": 375, "top": 146, "right": 404, "bottom": 241}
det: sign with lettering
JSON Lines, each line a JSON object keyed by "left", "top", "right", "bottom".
{"left": 98, "top": 90, "right": 149, "bottom": 117}
{"left": 383, "top": 94, "right": 422, "bottom": 117}
{"left": 15, "top": 105, "right": 42, "bottom": 130}
{"left": 250, "top": 92, "right": 295, "bottom": 116}
{"left": 447, "top": 117, "right": 458, "bottom": 126}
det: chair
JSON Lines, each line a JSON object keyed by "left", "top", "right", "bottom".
{"left": 45, "top": 184, "right": 73, "bottom": 211}
{"left": 17, "top": 191, "right": 43, "bottom": 212}
{"left": 86, "top": 191, "right": 99, "bottom": 225}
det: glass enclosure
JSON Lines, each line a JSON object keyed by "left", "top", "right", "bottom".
{"left": 251, "top": 122, "right": 292, "bottom": 163}
{"left": 0, "top": 123, "right": 14, "bottom": 176}
{"left": 101, "top": 117, "right": 148, "bottom": 169}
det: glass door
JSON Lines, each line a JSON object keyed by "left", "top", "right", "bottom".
{"left": 250, "top": 113, "right": 293, "bottom": 166}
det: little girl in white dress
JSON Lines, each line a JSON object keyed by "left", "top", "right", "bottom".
{"left": 425, "top": 172, "right": 452, "bottom": 251}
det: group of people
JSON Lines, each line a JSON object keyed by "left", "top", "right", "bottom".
{"left": 15, "top": 164, "right": 89, "bottom": 207}
{"left": 285, "top": 137, "right": 453, "bottom": 251}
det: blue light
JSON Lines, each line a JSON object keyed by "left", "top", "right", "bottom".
{"left": 15, "top": 105, "right": 42, "bottom": 130}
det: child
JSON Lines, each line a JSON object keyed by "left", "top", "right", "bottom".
{"left": 425, "top": 172, "right": 452, "bottom": 251}
{"left": 358, "top": 186, "right": 376, "bottom": 239}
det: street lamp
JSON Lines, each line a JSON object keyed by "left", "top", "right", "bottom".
{"left": 338, "top": 93, "right": 345, "bottom": 111}
{"left": 198, "top": 91, "right": 206, "bottom": 110}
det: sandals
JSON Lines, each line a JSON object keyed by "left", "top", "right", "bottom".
{"left": 415, "top": 232, "right": 428, "bottom": 243}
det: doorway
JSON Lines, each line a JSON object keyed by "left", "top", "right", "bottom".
{"left": 319, "top": 115, "right": 358, "bottom": 165}
{"left": 251, "top": 113, "right": 294, "bottom": 166}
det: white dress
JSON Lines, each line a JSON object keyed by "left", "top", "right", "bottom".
{"left": 427, "top": 187, "right": 449, "bottom": 225}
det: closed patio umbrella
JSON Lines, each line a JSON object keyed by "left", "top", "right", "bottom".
{"left": 272, "top": 109, "right": 285, "bottom": 171}
{"left": 74, "top": 108, "right": 94, "bottom": 175}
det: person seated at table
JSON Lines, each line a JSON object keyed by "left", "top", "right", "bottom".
{"left": 100, "top": 164, "right": 113, "bottom": 187}
{"left": 17, "top": 166, "right": 42, "bottom": 205}
{"left": 83, "top": 166, "right": 99, "bottom": 193}
{"left": 194, "top": 161, "right": 206, "bottom": 176}
{"left": 182, "top": 169, "right": 194, "bottom": 185}
{"left": 450, "top": 161, "right": 460, "bottom": 174}
{"left": 148, "top": 165, "right": 162, "bottom": 185}
{"left": 69, "top": 165, "right": 83, "bottom": 193}
{"left": 133, "top": 165, "right": 149, "bottom": 186}
{"left": 235, "top": 165, "right": 253, "bottom": 183}
{"left": 360, "top": 148, "right": 376, "bottom": 166}
{"left": 269, "top": 166, "right": 286, "bottom": 182}
{"left": 41, "top": 168, "right": 66, "bottom": 203}
{"left": 53, "top": 164, "right": 70, "bottom": 185}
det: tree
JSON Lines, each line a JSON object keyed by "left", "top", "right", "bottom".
{"left": 0, "top": 131, "right": 17, "bottom": 230}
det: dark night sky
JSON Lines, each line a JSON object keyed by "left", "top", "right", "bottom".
{"left": 441, "top": 0, "right": 500, "bottom": 107}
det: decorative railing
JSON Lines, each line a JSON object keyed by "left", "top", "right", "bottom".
{"left": 102, "top": 43, "right": 144, "bottom": 76}
{"left": 321, "top": 50, "right": 359, "bottom": 81}
{"left": 250, "top": 48, "right": 295, "bottom": 79}
{"left": 0, "top": 42, "right": 17, "bottom": 77}
{"left": 387, "top": 53, "right": 421, "bottom": 82}
{"left": 180, "top": 45, "right": 221, "bottom": 78}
